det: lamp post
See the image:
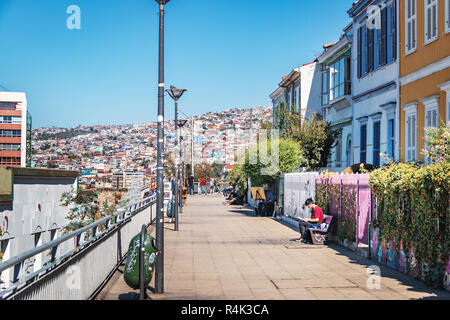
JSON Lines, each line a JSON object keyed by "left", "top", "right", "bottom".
{"left": 155, "top": 0, "right": 170, "bottom": 295}
{"left": 166, "top": 86, "right": 187, "bottom": 232}
{"left": 178, "top": 120, "right": 188, "bottom": 213}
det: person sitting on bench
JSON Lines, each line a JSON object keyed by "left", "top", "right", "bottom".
{"left": 296, "top": 198, "right": 324, "bottom": 243}
{"left": 261, "top": 186, "right": 275, "bottom": 216}
{"left": 227, "top": 191, "right": 244, "bottom": 206}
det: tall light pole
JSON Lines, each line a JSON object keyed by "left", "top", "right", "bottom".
{"left": 191, "top": 116, "right": 195, "bottom": 177}
{"left": 166, "top": 86, "right": 187, "bottom": 232}
{"left": 178, "top": 120, "right": 188, "bottom": 213}
{"left": 155, "top": 0, "right": 170, "bottom": 295}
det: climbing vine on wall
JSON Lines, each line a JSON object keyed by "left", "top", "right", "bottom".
{"left": 316, "top": 173, "right": 357, "bottom": 243}
{"left": 369, "top": 162, "right": 449, "bottom": 288}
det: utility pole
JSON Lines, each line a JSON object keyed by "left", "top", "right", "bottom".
{"left": 191, "top": 116, "right": 195, "bottom": 177}
{"left": 250, "top": 107, "right": 253, "bottom": 133}
{"left": 166, "top": 86, "right": 187, "bottom": 232}
{"left": 155, "top": 0, "right": 170, "bottom": 294}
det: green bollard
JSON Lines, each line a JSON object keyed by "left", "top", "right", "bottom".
{"left": 124, "top": 228, "right": 158, "bottom": 291}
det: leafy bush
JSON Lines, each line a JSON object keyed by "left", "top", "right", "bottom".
{"left": 229, "top": 164, "right": 248, "bottom": 193}
{"left": 369, "top": 161, "right": 449, "bottom": 288}
{"left": 242, "top": 138, "right": 305, "bottom": 187}
{"left": 316, "top": 173, "right": 357, "bottom": 243}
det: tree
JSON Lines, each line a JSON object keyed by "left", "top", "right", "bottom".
{"left": 60, "top": 185, "right": 99, "bottom": 234}
{"left": 229, "top": 164, "right": 248, "bottom": 193}
{"left": 289, "top": 113, "right": 340, "bottom": 171}
{"left": 241, "top": 138, "right": 305, "bottom": 187}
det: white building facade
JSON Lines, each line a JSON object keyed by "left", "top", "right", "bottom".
{"left": 318, "top": 28, "right": 354, "bottom": 171}
{"left": 349, "top": 0, "right": 400, "bottom": 167}
{"left": 271, "top": 61, "right": 323, "bottom": 129}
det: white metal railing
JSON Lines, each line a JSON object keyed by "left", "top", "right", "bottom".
{"left": 0, "top": 195, "right": 156, "bottom": 300}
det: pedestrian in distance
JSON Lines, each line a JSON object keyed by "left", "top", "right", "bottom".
{"left": 188, "top": 174, "right": 195, "bottom": 195}
{"left": 209, "top": 177, "right": 215, "bottom": 195}
{"left": 199, "top": 175, "right": 207, "bottom": 196}
{"left": 150, "top": 178, "right": 156, "bottom": 196}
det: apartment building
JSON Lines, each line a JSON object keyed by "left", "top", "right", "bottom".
{"left": 0, "top": 92, "right": 30, "bottom": 167}
{"left": 271, "top": 61, "right": 322, "bottom": 129}
{"left": 399, "top": 0, "right": 450, "bottom": 162}
{"left": 318, "top": 24, "right": 354, "bottom": 170}
{"left": 348, "top": 0, "right": 400, "bottom": 167}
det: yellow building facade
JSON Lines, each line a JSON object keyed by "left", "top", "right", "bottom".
{"left": 399, "top": 0, "right": 450, "bottom": 162}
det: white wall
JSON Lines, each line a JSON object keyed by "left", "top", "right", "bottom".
{"left": 350, "top": 11, "right": 399, "bottom": 165}
{"left": 0, "top": 175, "right": 77, "bottom": 286}
{"left": 300, "top": 62, "right": 322, "bottom": 118}
{"left": 352, "top": 88, "right": 397, "bottom": 165}
{"left": 283, "top": 172, "right": 318, "bottom": 220}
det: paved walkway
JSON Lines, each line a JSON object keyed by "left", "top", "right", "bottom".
{"left": 98, "top": 195, "right": 450, "bottom": 300}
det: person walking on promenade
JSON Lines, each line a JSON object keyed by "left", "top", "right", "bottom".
{"left": 199, "top": 175, "right": 207, "bottom": 195}
{"left": 188, "top": 174, "right": 195, "bottom": 195}
{"left": 150, "top": 178, "right": 156, "bottom": 196}
{"left": 209, "top": 177, "right": 215, "bottom": 195}
{"left": 295, "top": 198, "right": 324, "bottom": 243}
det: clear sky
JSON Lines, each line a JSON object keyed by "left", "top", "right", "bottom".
{"left": 0, "top": 0, "right": 354, "bottom": 128}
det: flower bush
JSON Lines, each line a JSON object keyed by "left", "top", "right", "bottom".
{"left": 423, "top": 123, "right": 450, "bottom": 163}
{"left": 369, "top": 161, "right": 449, "bottom": 288}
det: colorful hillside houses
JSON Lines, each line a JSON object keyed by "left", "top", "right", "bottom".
{"left": 270, "top": 0, "right": 449, "bottom": 170}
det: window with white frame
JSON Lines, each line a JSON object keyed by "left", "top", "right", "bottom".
{"left": 360, "top": 123, "right": 367, "bottom": 163}
{"left": 422, "top": 96, "right": 440, "bottom": 163}
{"left": 446, "top": 0, "right": 450, "bottom": 33}
{"left": 425, "top": 0, "right": 438, "bottom": 43}
{"left": 423, "top": 96, "right": 439, "bottom": 129}
{"left": 404, "top": 103, "right": 418, "bottom": 161}
{"left": 0, "top": 116, "right": 21, "bottom": 124}
{"left": 406, "top": 0, "right": 417, "bottom": 53}
{"left": 447, "top": 92, "right": 450, "bottom": 125}
{"left": 438, "top": 81, "right": 450, "bottom": 125}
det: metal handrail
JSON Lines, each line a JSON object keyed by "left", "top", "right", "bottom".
{"left": 0, "top": 195, "right": 156, "bottom": 280}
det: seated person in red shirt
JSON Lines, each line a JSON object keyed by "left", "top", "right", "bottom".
{"left": 295, "top": 198, "right": 324, "bottom": 243}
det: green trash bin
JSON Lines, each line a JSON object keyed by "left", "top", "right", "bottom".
{"left": 124, "top": 231, "right": 158, "bottom": 290}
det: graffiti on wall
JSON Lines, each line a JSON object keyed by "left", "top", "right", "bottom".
{"left": 0, "top": 215, "right": 9, "bottom": 237}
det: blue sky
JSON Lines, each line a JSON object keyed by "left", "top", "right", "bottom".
{"left": 0, "top": 0, "right": 354, "bottom": 128}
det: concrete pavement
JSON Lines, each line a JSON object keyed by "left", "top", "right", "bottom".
{"left": 98, "top": 194, "right": 450, "bottom": 300}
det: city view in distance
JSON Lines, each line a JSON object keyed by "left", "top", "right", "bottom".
{"left": 31, "top": 106, "right": 272, "bottom": 190}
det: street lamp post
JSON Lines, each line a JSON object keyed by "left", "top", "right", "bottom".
{"left": 178, "top": 120, "right": 188, "bottom": 213}
{"left": 166, "top": 86, "right": 187, "bottom": 232}
{"left": 155, "top": 0, "right": 170, "bottom": 295}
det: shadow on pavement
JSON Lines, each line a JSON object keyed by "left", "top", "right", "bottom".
{"left": 329, "top": 243, "right": 450, "bottom": 300}
{"left": 271, "top": 215, "right": 450, "bottom": 299}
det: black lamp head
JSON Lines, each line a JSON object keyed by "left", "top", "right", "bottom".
{"left": 166, "top": 85, "right": 187, "bottom": 101}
